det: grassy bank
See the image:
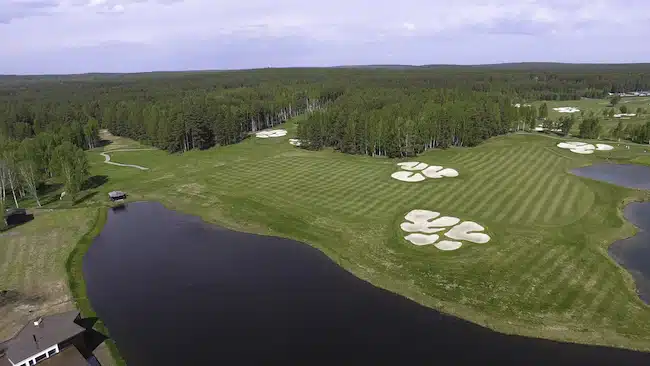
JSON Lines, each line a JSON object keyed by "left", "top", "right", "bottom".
{"left": 65, "top": 207, "right": 126, "bottom": 366}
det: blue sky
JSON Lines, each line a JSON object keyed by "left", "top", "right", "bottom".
{"left": 1, "top": 0, "right": 649, "bottom": 74}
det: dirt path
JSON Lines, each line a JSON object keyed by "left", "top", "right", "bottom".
{"left": 100, "top": 149, "right": 154, "bottom": 170}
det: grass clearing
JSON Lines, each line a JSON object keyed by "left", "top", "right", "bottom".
{"left": 529, "top": 98, "right": 650, "bottom": 131}
{"left": 6, "top": 117, "right": 650, "bottom": 357}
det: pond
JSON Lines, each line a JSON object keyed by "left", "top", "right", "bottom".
{"left": 83, "top": 202, "right": 650, "bottom": 365}
{"left": 571, "top": 163, "right": 650, "bottom": 190}
{"left": 572, "top": 163, "right": 650, "bottom": 304}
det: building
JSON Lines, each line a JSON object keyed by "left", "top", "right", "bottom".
{"left": 0, "top": 311, "right": 90, "bottom": 366}
{"left": 108, "top": 191, "right": 127, "bottom": 201}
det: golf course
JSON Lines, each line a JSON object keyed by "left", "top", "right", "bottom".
{"left": 3, "top": 66, "right": 650, "bottom": 365}
{"left": 60, "top": 118, "right": 650, "bottom": 350}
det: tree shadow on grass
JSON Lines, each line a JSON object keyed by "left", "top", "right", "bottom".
{"left": 73, "top": 191, "right": 99, "bottom": 206}
{"left": 1, "top": 213, "right": 34, "bottom": 232}
{"left": 96, "top": 139, "right": 112, "bottom": 148}
{"left": 38, "top": 182, "right": 64, "bottom": 196}
{"left": 82, "top": 175, "right": 109, "bottom": 190}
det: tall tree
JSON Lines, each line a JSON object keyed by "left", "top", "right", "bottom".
{"left": 51, "top": 142, "right": 89, "bottom": 201}
{"left": 538, "top": 103, "right": 549, "bottom": 119}
{"left": 16, "top": 138, "right": 43, "bottom": 207}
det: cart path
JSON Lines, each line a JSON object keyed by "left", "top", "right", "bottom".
{"left": 100, "top": 149, "right": 155, "bottom": 170}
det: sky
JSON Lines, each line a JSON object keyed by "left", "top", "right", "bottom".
{"left": 1, "top": 0, "right": 649, "bottom": 74}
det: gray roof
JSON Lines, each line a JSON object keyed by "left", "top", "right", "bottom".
{"left": 38, "top": 346, "right": 88, "bottom": 366}
{"left": 108, "top": 191, "right": 126, "bottom": 198}
{"left": 5, "top": 311, "right": 85, "bottom": 364}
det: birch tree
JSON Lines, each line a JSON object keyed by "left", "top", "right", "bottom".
{"left": 52, "top": 142, "right": 89, "bottom": 201}
{"left": 17, "top": 139, "right": 42, "bottom": 207}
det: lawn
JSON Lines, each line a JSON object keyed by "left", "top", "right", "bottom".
{"left": 529, "top": 98, "right": 650, "bottom": 132}
{"left": 5, "top": 119, "right": 650, "bottom": 356}
{"left": 0, "top": 208, "right": 94, "bottom": 339}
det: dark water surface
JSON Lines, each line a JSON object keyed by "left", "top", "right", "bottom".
{"left": 83, "top": 202, "right": 650, "bottom": 366}
{"left": 609, "top": 203, "right": 650, "bottom": 303}
{"left": 571, "top": 163, "right": 650, "bottom": 189}
{"left": 572, "top": 163, "right": 650, "bottom": 304}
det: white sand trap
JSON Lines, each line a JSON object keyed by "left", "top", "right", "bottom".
{"left": 614, "top": 113, "right": 636, "bottom": 118}
{"left": 256, "top": 129, "right": 287, "bottom": 138}
{"left": 289, "top": 138, "right": 302, "bottom": 146}
{"left": 434, "top": 240, "right": 463, "bottom": 251}
{"left": 404, "top": 233, "right": 440, "bottom": 246}
{"left": 553, "top": 107, "right": 580, "bottom": 113}
{"left": 392, "top": 162, "right": 459, "bottom": 182}
{"left": 391, "top": 171, "right": 426, "bottom": 182}
{"left": 397, "top": 162, "right": 429, "bottom": 171}
{"left": 400, "top": 209, "right": 490, "bottom": 250}
{"left": 422, "top": 166, "right": 459, "bottom": 178}
{"left": 444, "top": 221, "right": 491, "bottom": 244}
{"left": 401, "top": 210, "right": 460, "bottom": 233}
{"left": 557, "top": 141, "right": 613, "bottom": 154}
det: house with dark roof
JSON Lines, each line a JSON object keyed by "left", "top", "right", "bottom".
{"left": 0, "top": 311, "right": 91, "bottom": 366}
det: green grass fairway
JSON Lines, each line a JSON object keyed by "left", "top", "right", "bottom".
{"left": 73, "top": 121, "right": 650, "bottom": 351}
{"left": 530, "top": 98, "right": 650, "bottom": 131}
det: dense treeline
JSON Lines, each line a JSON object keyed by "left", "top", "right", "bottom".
{"left": 1, "top": 64, "right": 650, "bottom": 212}
{"left": 296, "top": 88, "right": 520, "bottom": 157}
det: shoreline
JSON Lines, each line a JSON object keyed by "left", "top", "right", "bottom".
{"left": 65, "top": 207, "right": 126, "bottom": 366}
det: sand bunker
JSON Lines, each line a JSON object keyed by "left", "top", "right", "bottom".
{"left": 553, "top": 107, "right": 580, "bottom": 113}
{"left": 614, "top": 113, "right": 637, "bottom": 118}
{"left": 557, "top": 141, "right": 613, "bottom": 154}
{"left": 400, "top": 209, "right": 490, "bottom": 251}
{"left": 289, "top": 138, "right": 302, "bottom": 146}
{"left": 256, "top": 129, "right": 287, "bottom": 138}
{"left": 391, "top": 162, "right": 459, "bottom": 182}
{"left": 514, "top": 103, "right": 531, "bottom": 108}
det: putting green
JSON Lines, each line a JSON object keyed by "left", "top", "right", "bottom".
{"left": 88, "top": 121, "right": 650, "bottom": 351}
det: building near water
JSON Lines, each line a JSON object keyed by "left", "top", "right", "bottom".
{"left": 0, "top": 312, "right": 90, "bottom": 366}
{"left": 108, "top": 191, "right": 127, "bottom": 201}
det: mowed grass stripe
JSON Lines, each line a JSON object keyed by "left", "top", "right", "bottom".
{"left": 460, "top": 146, "right": 527, "bottom": 212}
{"left": 485, "top": 149, "right": 552, "bottom": 221}
{"left": 508, "top": 246, "right": 565, "bottom": 295}
{"left": 519, "top": 248, "right": 578, "bottom": 302}
{"left": 431, "top": 149, "right": 516, "bottom": 211}
{"left": 443, "top": 147, "right": 523, "bottom": 212}
{"left": 524, "top": 173, "right": 563, "bottom": 225}
{"left": 551, "top": 256, "right": 603, "bottom": 311}
{"left": 527, "top": 246, "right": 586, "bottom": 311}
{"left": 542, "top": 176, "right": 573, "bottom": 223}
{"left": 574, "top": 259, "right": 620, "bottom": 314}
{"left": 534, "top": 248, "right": 594, "bottom": 311}
{"left": 509, "top": 156, "right": 560, "bottom": 224}
{"left": 468, "top": 148, "right": 535, "bottom": 218}
{"left": 495, "top": 152, "right": 558, "bottom": 223}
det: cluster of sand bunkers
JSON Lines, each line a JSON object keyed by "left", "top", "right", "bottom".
{"left": 557, "top": 141, "right": 614, "bottom": 154}
{"left": 255, "top": 129, "right": 287, "bottom": 138}
{"left": 553, "top": 107, "right": 580, "bottom": 113}
{"left": 390, "top": 162, "right": 459, "bottom": 182}
{"left": 254, "top": 128, "right": 488, "bottom": 251}
{"left": 401, "top": 209, "right": 490, "bottom": 251}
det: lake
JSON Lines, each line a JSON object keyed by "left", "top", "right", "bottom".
{"left": 83, "top": 201, "right": 650, "bottom": 365}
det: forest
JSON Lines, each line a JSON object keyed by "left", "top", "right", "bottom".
{"left": 1, "top": 64, "right": 650, "bottom": 212}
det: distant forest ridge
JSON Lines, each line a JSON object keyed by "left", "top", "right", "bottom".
{"left": 3, "top": 62, "right": 650, "bottom": 79}
{"left": 1, "top": 63, "right": 650, "bottom": 158}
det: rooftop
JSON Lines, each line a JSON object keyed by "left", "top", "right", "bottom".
{"left": 37, "top": 346, "right": 88, "bottom": 366}
{"left": 4, "top": 311, "right": 85, "bottom": 364}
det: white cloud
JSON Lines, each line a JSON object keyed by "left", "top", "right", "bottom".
{"left": 1, "top": 0, "right": 650, "bottom": 73}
